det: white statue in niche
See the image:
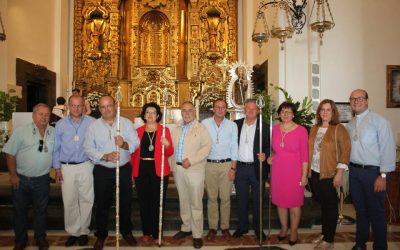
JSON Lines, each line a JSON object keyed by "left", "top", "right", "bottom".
{"left": 226, "top": 62, "right": 254, "bottom": 110}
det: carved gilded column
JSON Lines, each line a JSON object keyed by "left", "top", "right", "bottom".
{"left": 178, "top": 0, "right": 188, "bottom": 81}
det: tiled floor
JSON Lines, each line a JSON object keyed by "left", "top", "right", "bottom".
{"left": 1, "top": 224, "right": 399, "bottom": 250}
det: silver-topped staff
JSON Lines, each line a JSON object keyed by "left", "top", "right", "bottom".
{"left": 158, "top": 89, "right": 168, "bottom": 246}
{"left": 256, "top": 96, "right": 265, "bottom": 246}
{"left": 115, "top": 86, "right": 122, "bottom": 249}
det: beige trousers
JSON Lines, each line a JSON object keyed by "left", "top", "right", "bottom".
{"left": 174, "top": 164, "right": 205, "bottom": 238}
{"left": 61, "top": 161, "right": 94, "bottom": 236}
{"left": 205, "top": 162, "right": 233, "bottom": 230}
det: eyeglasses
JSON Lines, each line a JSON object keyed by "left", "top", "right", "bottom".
{"left": 349, "top": 97, "right": 367, "bottom": 102}
{"left": 280, "top": 111, "right": 293, "bottom": 115}
{"left": 38, "top": 139, "right": 44, "bottom": 152}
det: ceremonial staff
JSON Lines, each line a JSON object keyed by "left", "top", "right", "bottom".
{"left": 158, "top": 89, "right": 168, "bottom": 246}
{"left": 256, "top": 96, "right": 265, "bottom": 246}
{"left": 115, "top": 86, "right": 122, "bottom": 249}
{"left": 267, "top": 96, "right": 273, "bottom": 242}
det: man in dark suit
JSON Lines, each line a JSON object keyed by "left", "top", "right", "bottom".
{"left": 232, "top": 99, "right": 270, "bottom": 241}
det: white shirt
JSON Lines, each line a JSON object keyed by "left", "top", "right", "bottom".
{"left": 238, "top": 120, "right": 256, "bottom": 162}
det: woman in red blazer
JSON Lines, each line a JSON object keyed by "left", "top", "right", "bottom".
{"left": 130, "top": 102, "right": 174, "bottom": 244}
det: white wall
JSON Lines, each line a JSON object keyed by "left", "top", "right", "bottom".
{"left": 7, "top": 0, "right": 55, "bottom": 84}
{"left": 248, "top": 0, "right": 399, "bottom": 138}
{"left": 362, "top": 0, "right": 400, "bottom": 138}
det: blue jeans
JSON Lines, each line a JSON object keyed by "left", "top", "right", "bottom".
{"left": 12, "top": 174, "right": 50, "bottom": 244}
{"left": 349, "top": 166, "right": 387, "bottom": 250}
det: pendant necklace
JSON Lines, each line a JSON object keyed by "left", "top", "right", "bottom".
{"left": 146, "top": 131, "right": 156, "bottom": 151}
{"left": 214, "top": 120, "right": 223, "bottom": 144}
{"left": 353, "top": 117, "right": 359, "bottom": 141}
{"left": 244, "top": 122, "right": 254, "bottom": 144}
{"left": 280, "top": 123, "right": 294, "bottom": 148}
{"left": 280, "top": 129, "right": 287, "bottom": 148}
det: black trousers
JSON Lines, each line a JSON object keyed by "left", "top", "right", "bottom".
{"left": 310, "top": 171, "right": 338, "bottom": 243}
{"left": 134, "top": 160, "right": 168, "bottom": 238}
{"left": 93, "top": 163, "right": 133, "bottom": 239}
{"left": 234, "top": 163, "right": 265, "bottom": 232}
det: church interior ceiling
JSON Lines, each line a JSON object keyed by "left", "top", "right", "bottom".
{"left": 73, "top": 0, "right": 238, "bottom": 108}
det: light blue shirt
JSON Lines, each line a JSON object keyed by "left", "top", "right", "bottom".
{"left": 346, "top": 110, "right": 396, "bottom": 172}
{"left": 83, "top": 116, "right": 140, "bottom": 168}
{"left": 176, "top": 121, "right": 193, "bottom": 162}
{"left": 52, "top": 115, "right": 96, "bottom": 169}
{"left": 202, "top": 117, "right": 238, "bottom": 160}
{"left": 2, "top": 122, "right": 54, "bottom": 177}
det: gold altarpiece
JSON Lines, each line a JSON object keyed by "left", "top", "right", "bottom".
{"left": 73, "top": 0, "right": 238, "bottom": 114}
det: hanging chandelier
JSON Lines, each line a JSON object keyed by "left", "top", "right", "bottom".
{"left": 252, "top": 0, "right": 335, "bottom": 49}
{"left": 0, "top": 11, "right": 6, "bottom": 41}
{"left": 309, "top": 0, "right": 335, "bottom": 45}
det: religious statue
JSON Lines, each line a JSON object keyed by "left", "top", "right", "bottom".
{"left": 233, "top": 66, "right": 248, "bottom": 106}
{"left": 86, "top": 17, "right": 108, "bottom": 52}
{"left": 226, "top": 62, "right": 254, "bottom": 110}
{"left": 208, "top": 21, "right": 218, "bottom": 51}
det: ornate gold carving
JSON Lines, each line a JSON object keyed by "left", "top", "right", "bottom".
{"left": 143, "top": 0, "right": 168, "bottom": 9}
{"left": 130, "top": 66, "right": 178, "bottom": 107}
{"left": 139, "top": 11, "right": 170, "bottom": 65}
{"left": 72, "top": 0, "right": 238, "bottom": 109}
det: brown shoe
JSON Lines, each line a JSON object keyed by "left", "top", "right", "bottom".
{"left": 123, "top": 234, "right": 137, "bottom": 246}
{"left": 93, "top": 238, "right": 105, "bottom": 250}
{"left": 221, "top": 229, "right": 231, "bottom": 241}
{"left": 13, "top": 242, "right": 27, "bottom": 250}
{"left": 172, "top": 231, "right": 192, "bottom": 240}
{"left": 36, "top": 238, "right": 49, "bottom": 250}
{"left": 193, "top": 238, "right": 203, "bottom": 249}
{"left": 206, "top": 229, "right": 217, "bottom": 241}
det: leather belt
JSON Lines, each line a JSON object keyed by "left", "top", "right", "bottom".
{"left": 61, "top": 161, "right": 86, "bottom": 165}
{"left": 350, "top": 162, "right": 379, "bottom": 170}
{"left": 140, "top": 157, "right": 154, "bottom": 160}
{"left": 176, "top": 162, "right": 182, "bottom": 165}
{"left": 238, "top": 161, "right": 254, "bottom": 166}
{"left": 207, "top": 158, "right": 231, "bottom": 163}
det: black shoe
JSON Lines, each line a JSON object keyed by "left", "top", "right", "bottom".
{"left": 193, "top": 238, "right": 203, "bottom": 249}
{"left": 78, "top": 235, "right": 89, "bottom": 246}
{"left": 13, "top": 242, "right": 27, "bottom": 250}
{"left": 123, "top": 234, "right": 137, "bottom": 246}
{"left": 93, "top": 238, "right": 105, "bottom": 250}
{"left": 277, "top": 235, "right": 286, "bottom": 241}
{"left": 232, "top": 229, "right": 248, "bottom": 238}
{"left": 173, "top": 230, "right": 192, "bottom": 240}
{"left": 65, "top": 236, "right": 79, "bottom": 246}
{"left": 351, "top": 245, "right": 366, "bottom": 250}
{"left": 36, "top": 238, "right": 49, "bottom": 250}
{"left": 255, "top": 231, "right": 267, "bottom": 241}
{"left": 288, "top": 239, "right": 297, "bottom": 246}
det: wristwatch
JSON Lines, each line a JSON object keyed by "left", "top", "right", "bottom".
{"left": 380, "top": 172, "right": 387, "bottom": 178}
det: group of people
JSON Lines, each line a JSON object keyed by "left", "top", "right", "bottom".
{"left": 3, "top": 88, "right": 396, "bottom": 250}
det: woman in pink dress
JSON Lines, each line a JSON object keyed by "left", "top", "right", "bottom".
{"left": 270, "top": 101, "right": 308, "bottom": 245}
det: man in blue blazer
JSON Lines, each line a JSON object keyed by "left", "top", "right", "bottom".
{"left": 232, "top": 99, "right": 270, "bottom": 241}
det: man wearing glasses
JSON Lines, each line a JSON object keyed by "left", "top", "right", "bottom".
{"left": 170, "top": 101, "right": 212, "bottom": 249}
{"left": 346, "top": 89, "right": 396, "bottom": 250}
{"left": 3, "top": 103, "right": 54, "bottom": 250}
{"left": 84, "top": 95, "right": 140, "bottom": 250}
{"left": 52, "top": 95, "right": 96, "bottom": 247}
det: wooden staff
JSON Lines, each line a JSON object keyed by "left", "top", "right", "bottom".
{"left": 158, "top": 89, "right": 168, "bottom": 246}
{"left": 115, "top": 86, "right": 122, "bottom": 249}
{"left": 256, "top": 96, "right": 265, "bottom": 246}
